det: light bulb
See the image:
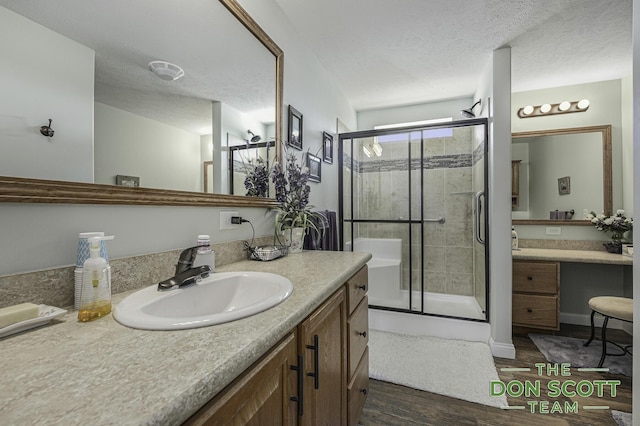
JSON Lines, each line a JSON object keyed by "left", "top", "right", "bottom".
{"left": 558, "top": 101, "right": 571, "bottom": 111}
{"left": 522, "top": 105, "right": 534, "bottom": 115}
{"left": 540, "top": 104, "right": 552, "bottom": 114}
{"left": 577, "top": 99, "right": 590, "bottom": 110}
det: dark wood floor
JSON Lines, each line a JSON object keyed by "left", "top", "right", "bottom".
{"left": 359, "top": 324, "right": 632, "bottom": 425}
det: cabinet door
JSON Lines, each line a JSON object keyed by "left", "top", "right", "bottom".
{"left": 185, "top": 332, "right": 299, "bottom": 426}
{"left": 299, "top": 287, "right": 347, "bottom": 426}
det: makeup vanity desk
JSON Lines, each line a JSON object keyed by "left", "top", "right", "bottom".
{"left": 512, "top": 248, "right": 633, "bottom": 266}
{"left": 511, "top": 248, "right": 632, "bottom": 331}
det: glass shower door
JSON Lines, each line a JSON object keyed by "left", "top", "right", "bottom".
{"left": 340, "top": 132, "right": 414, "bottom": 311}
{"left": 340, "top": 119, "right": 489, "bottom": 321}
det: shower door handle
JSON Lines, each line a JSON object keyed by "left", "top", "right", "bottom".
{"left": 475, "top": 191, "right": 485, "bottom": 245}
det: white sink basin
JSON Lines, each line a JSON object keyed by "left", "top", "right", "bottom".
{"left": 113, "top": 271, "right": 293, "bottom": 330}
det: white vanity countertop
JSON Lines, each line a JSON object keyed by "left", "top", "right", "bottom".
{"left": 512, "top": 247, "right": 632, "bottom": 265}
{"left": 0, "top": 251, "right": 371, "bottom": 426}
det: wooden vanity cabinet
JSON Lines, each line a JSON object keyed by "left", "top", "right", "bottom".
{"left": 512, "top": 260, "right": 560, "bottom": 331}
{"left": 299, "top": 287, "right": 347, "bottom": 425}
{"left": 185, "top": 332, "right": 298, "bottom": 426}
{"left": 345, "top": 266, "right": 369, "bottom": 426}
{"left": 185, "top": 266, "right": 369, "bottom": 426}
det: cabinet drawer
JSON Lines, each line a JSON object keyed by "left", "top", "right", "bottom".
{"left": 348, "top": 296, "right": 368, "bottom": 378}
{"left": 347, "top": 266, "right": 368, "bottom": 315}
{"left": 347, "top": 347, "right": 369, "bottom": 426}
{"left": 513, "top": 261, "right": 558, "bottom": 294}
{"left": 513, "top": 294, "right": 558, "bottom": 329}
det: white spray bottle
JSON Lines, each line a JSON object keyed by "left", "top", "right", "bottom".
{"left": 78, "top": 236, "right": 114, "bottom": 322}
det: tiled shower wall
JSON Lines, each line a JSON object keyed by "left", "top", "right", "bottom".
{"left": 345, "top": 126, "right": 479, "bottom": 300}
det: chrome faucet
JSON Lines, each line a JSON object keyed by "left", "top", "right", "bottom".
{"left": 157, "top": 246, "right": 211, "bottom": 291}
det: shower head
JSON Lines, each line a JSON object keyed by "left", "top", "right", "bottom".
{"left": 247, "top": 130, "right": 261, "bottom": 143}
{"left": 460, "top": 100, "right": 482, "bottom": 118}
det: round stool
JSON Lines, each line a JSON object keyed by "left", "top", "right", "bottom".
{"left": 584, "top": 296, "right": 633, "bottom": 368}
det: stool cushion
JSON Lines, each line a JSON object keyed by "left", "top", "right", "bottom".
{"left": 588, "top": 296, "right": 633, "bottom": 322}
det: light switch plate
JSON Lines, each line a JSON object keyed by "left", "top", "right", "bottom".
{"left": 546, "top": 226, "right": 561, "bottom": 235}
{"left": 220, "top": 211, "right": 239, "bottom": 230}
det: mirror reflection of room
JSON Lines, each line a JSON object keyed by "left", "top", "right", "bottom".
{"left": 511, "top": 79, "right": 625, "bottom": 225}
{"left": 512, "top": 127, "right": 610, "bottom": 221}
{"left": 0, "top": 0, "right": 276, "bottom": 195}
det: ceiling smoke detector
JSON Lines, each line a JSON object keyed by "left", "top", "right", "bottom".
{"left": 148, "top": 61, "right": 185, "bottom": 81}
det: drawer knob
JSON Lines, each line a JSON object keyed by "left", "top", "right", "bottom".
{"left": 357, "top": 331, "right": 367, "bottom": 338}
{"left": 360, "top": 388, "right": 368, "bottom": 395}
{"left": 527, "top": 308, "right": 532, "bottom": 313}
{"left": 527, "top": 275, "right": 533, "bottom": 281}
{"left": 358, "top": 284, "right": 366, "bottom": 291}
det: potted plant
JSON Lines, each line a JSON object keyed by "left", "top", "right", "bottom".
{"left": 243, "top": 157, "right": 269, "bottom": 198}
{"left": 587, "top": 210, "right": 633, "bottom": 253}
{"left": 271, "top": 150, "right": 322, "bottom": 253}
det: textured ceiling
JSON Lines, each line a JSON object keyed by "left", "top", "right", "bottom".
{"left": 274, "top": 0, "right": 632, "bottom": 111}
{"left": 3, "top": 0, "right": 632, "bottom": 132}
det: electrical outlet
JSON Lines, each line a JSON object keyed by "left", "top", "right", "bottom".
{"left": 546, "top": 226, "right": 561, "bottom": 236}
{"left": 220, "top": 211, "right": 239, "bottom": 230}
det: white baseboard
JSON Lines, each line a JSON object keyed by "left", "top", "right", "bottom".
{"left": 560, "top": 312, "right": 632, "bottom": 334}
{"left": 490, "top": 337, "right": 516, "bottom": 359}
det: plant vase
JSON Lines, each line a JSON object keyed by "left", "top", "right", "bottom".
{"left": 283, "top": 227, "right": 305, "bottom": 254}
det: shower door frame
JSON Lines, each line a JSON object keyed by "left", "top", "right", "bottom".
{"left": 338, "top": 118, "right": 490, "bottom": 323}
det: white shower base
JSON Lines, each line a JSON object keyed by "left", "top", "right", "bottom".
{"left": 369, "top": 306, "right": 491, "bottom": 344}
{"left": 369, "top": 290, "right": 485, "bottom": 320}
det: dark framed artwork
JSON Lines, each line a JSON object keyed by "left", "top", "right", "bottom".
{"left": 322, "top": 131, "right": 333, "bottom": 164}
{"left": 305, "top": 153, "right": 321, "bottom": 183}
{"left": 287, "top": 105, "right": 303, "bottom": 150}
{"left": 558, "top": 176, "right": 571, "bottom": 195}
{"left": 115, "top": 175, "right": 140, "bottom": 187}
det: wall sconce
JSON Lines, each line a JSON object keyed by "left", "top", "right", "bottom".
{"left": 40, "top": 119, "right": 54, "bottom": 137}
{"left": 517, "top": 99, "right": 590, "bottom": 118}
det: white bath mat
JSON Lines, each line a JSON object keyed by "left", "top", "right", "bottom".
{"left": 369, "top": 329, "right": 508, "bottom": 408}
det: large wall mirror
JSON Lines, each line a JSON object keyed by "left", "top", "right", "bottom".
{"left": 0, "top": 0, "right": 281, "bottom": 207}
{"left": 511, "top": 125, "right": 612, "bottom": 225}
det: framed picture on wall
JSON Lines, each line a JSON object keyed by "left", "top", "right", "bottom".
{"left": 288, "top": 105, "right": 303, "bottom": 150}
{"left": 322, "top": 131, "right": 333, "bottom": 164}
{"left": 558, "top": 176, "right": 571, "bottom": 195}
{"left": 305, "top": 153, "right": 321, "bottom": 182}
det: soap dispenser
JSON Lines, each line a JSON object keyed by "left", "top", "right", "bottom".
{"left": 193, "top": 234, "right": 215, "bottom": 272}
{"left": 78, "top": 236, "right": 114, "bottom": 322}
{"left": 511, "top": 226, "right": 519, "bottom": 250}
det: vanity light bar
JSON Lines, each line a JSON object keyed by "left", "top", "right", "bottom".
{"left": 517, "top": 99, "right": 590, "bottom": 118}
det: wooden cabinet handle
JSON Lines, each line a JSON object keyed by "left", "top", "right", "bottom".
{"left": 527, "top": 275, "right": 533, "bottom": 280}
{"left": 357, "top": 331, "right": 367, "bottom": 338}
{"left": 360, "top": 388, "right": 368, "bottom": 395}
{"left": 527, "top": 308, "right": 532, "bottom": 313}
{"left": 357, "top": 284, "right": 366, "bottom": 291}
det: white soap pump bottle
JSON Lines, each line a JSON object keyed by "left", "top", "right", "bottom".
{"left": 78, "top": 236, "right": 114, "bottom": 322}
{"left": 511, "top": 226, "right": 519, "bottom": 250}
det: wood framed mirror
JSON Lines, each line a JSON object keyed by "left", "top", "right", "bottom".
{"left": 0, "top": 0, "right": 282, "bottom": 208}
{"left": 511, "top": 124, "right": 612, "bottom": 225}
